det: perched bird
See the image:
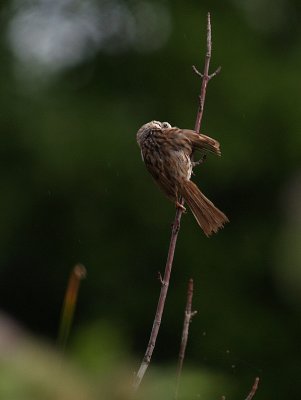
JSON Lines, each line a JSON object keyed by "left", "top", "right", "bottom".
{"left": 136, "top": 120, "right": 228, "bottom": 236}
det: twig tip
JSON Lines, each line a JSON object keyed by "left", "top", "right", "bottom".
{"left": 209, "top": 66, "right": 222, "bottom": 80}
{"left": 73, "top": 263, "right": 87, "bottom": 280}
{"left": 245, "top": 376, "right": 260, "bottom": 400}
{"left": 192, "top": 65, "right": 203, "bottom": 78}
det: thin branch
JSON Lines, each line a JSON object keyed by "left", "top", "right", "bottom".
{"left": 245, "top": 377, "right": 260, "bottom": 400}
{"left": 174, "top": 279, "right": 197, "bottom": 400}
{"left": 194, "top": 12, "right": 220, "bottom": 133}
{"left": 209, "top": 66, "right": 222, "bottom": 80}
{"left": 133, "top": 209, "right": 183, "bottom": 390}
{"left": 192, "top": 64, "right": 221, "bottom": 80}
{"left": 133, "top": 12, "right": 218, "bottom": 391}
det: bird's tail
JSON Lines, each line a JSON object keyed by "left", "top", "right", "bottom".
{"left": 180, "top": 180, "right": 229, "bottom": 236}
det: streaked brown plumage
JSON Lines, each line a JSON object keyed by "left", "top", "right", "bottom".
{"left": 136, "top": 120, "right": 229, "bottom": 236}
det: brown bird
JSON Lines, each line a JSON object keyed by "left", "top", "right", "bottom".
{"left": 136, "top": 120, "right": 229, "bottom": 236}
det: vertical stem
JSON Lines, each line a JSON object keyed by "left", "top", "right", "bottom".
{"left": 174, "top": 279, "right": 197, "bottom": 399}
{"left": 133, "top": 12, "right": 217, "bottom": 391}
{"left": 195, "top": 12, "right": 213, "bottom": 133}
{"left": 133, "top": 208, "right": 183, "bottom": 390}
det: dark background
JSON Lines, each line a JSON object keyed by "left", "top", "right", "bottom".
{"left": 0, "top": 0, "right": 300, "bottom": 398}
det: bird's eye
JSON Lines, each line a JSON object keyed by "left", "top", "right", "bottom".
{"left": 162, "top": 122, "right": 171, "bottom": 128}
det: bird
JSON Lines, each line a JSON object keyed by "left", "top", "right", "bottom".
{"left": 136, "top": 120, "right": 229, "bottom": 236}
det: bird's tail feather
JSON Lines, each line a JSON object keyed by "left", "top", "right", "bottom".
{"left": 180, "top": 180, "right": 229, "bottom": 236}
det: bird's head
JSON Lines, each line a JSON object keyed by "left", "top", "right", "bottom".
{"left": 136, "top": 120, "right": 172, "bottom": 145}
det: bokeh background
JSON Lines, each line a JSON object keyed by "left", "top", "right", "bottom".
{"left": 0, "top": 0, "right": 301, "bottom": 398}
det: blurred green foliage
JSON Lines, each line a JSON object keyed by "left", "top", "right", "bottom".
{"left": 0, "top": 0, "right": 301, "bottom": 398}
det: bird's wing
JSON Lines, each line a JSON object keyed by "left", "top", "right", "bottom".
{"left": 181, "top": 129, "right": 221, "bottom": 156}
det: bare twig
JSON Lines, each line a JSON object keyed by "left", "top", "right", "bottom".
{"left": 133, "top": 209, "right": 183, "bottom": 390}
{"left": 133, "top": 12, "right": 218, "bottom": 391}
{"left": 194, "top": 12, "right": 220, "bottom": 133}
{"left": 193, "top": 65, "right": 222, "bottom": 81}
{"left": 245, "top": 377, "right": 260, "bottom": 400}
{"left": 220, "top": 377, "right": 259, "bottom": 400}
{"left": 174, "top": 278, "right": 197, "bottom": 399}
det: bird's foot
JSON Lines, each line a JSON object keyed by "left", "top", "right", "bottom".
{"left": 192, "top": 154, "right": 207, "bottom": 167}
{"left": 176, "top": 202, "right": 186, "bottom": 212}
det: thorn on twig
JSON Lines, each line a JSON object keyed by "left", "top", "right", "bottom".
{"left": 245, "top": 377, "right": 260, "bottom": 400}
{"left": 157, "top": 271, "right": 168, "bottom": 287}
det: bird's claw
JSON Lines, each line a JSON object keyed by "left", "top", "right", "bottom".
{"left": 192, "top": 154, "right": 207, "bottom": 167}
{"left": 176, "top": 202, "right": 186, "bottom": 212}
